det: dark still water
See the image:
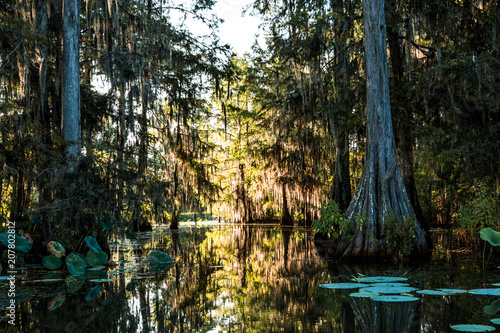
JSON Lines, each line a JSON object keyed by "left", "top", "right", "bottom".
{"left": 1, "top": 224, "right": 500, "bottom": 332}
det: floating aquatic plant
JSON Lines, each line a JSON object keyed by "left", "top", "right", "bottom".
{"left": 349, "top": 291, "right": 380, "bottom": 298}
{"left": 417, "top": 290, "right": 450, "bottom": 296}
{"left": 86, "top": 250, "right": 108, "bottom": 267}
{"left": 84, "top": 236, "right": 102, "bottom": 253}
{"left": 359, "top": 286, "right": 417, "bottom": 294}
{"left": 484, "top": 300, "right": 500, "bottom": 315}
{"left": 450, "top": 324, "right": 495, "bottom": 332}
{"left": 320, "top": 283, "right": 367, "bottom": 289}
{"left": 42, "top": 255, "right": 63, "bottom": 270}
{"left": 66, "top": 253, "right": 86, "bottom": 275}
{"left": 47, "top": 241, "right": 65, "bottom": 258}
{"left": 351, "top": 276, "right": 408, "bottom": 283}
{"left": 479, "top": 227, "right": 500, "bottom": 269}
{"left": 490, "top": 318, "right": 500, "bottom": 325}
{"left": 468, "top": 289, "right": 500, "bottom": 296}
{"left": 371, "top": 295, "right": 419, "bottom": 302}
{"left": 437, "top": 289, "right": 467, "bottom": 295}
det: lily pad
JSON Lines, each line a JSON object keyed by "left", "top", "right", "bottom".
{"left": 484, "top": 300, "right": 500, "bottom": 315}
{"left": 86, "top": 250, "right": 108, "bottom": 267}
{"left": 491, "top": 318, "right": 500, "bottom": 325}
{"left": 492, "top": 283, "right": 500, "bottom": 287}
{"left": 437, "top": 289, "right": 467, "bottom": 295}
{"left": 351, "top": 276, "right": 408, "bottom": 283}
{"left": 450, "top": 324, "right": 495, "bottom": 332}
{"left": 47, "top": 241, "right": 65, "bottom": 258}
{"left": 87, "top": 266, "right": 106, "bottom": 271}
{"left": 350, "top": 291, "right": 380, "bottom": 298}
{"left": 479, "top": 228, "right": 500, "bottom": 247}
{"left": 85, "top": 285, "right": 102, "bottom": 301}
{"left": 84, "top": 236, "right": 102, "bottom": 253}
{"left": 42, "top": 255, "right": 63, "bottom": 270}
{"left": 359, "top": 286, "right": 417, "bottom": 294}
{"left": 320, "top": 283, "right": 367, "bottom": 289}
{"left": 468, "top": 289, "right": 500, "bottom": 296}
{"left": 47, "top": 294, "right": 66, "bottom": 311}
{"left": 0, "top": 276, "right": 11, "bottom": 280}
{"left": 66, "top": 253, "right": 86, "bottom": 275}
{"left": 0, "top": 232, "right": 32, "bottom": 252}
{"left": 372, "top": 295, "right": 419, "bottom": 302}
{"left": 415, "top": 290, "right": 443, "bottom": 295}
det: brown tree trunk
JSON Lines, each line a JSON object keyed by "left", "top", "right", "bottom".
{"left": 280, "top": 182, "right": 293, "bottom": 225}
{"left": 330, "top": 0, "right": 429, "bottom": 261}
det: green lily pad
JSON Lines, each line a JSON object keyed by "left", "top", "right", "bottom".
{"left": 492, "top": 283, "right": 500, "bottom": 287}
{"left": 484, "top": 300, "right": 500, "bottom": 315}
{"left": 351, "top": 276, "right": 408, "bottom": 283}
{"left": 66, "top": 253, "right": 86, "bottom": 275}
{"left": 468, "top": 289, "right": 500, "bottom": 296}
{"left": 42, "top": 255, "right": 63, "bottom": 270}
{"left": 320, "top": 283, "right": 367, "bottom": 289}
{"left": 372, "top": 295, "right": 419, "bottom": 302}
{"left": 479, "top": 228, "right": 500, "bottom": 247}
{"left": 47, "top": 241, "right": 66, "bottom": 258}
{"left": 437, "top": 289, "right": 467, "bottom": 295}
{"left": 86, "top": 250, "right": 108, "bottom": 267}
{"left": 85, "top": 285, "right": 102, "bottom": 301}
{"left": 0, "top": 232, "right": 32, "bottom": 252}
{"left": 359, "top": 286, "right": 417, "bottom": 294}
{"left": 84, "top": 236, "right": 102, "bottom": 253}
{"left": 0, "top": 276, "right": 11, "bottom": 280}
{"left": 490, "top": 318, "right": 500, "bottom": 325}
{"left": 350, "top": 291, "right": 380, "bottom": 298}
{"left": 450, "top": 324, "right": 495, "bottom": 332}
{"left": 417, "top": 289, "right": 448, "bottom": 296}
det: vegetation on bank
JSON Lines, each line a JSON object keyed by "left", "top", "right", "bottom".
{"left": 0, "top": 0, "right": 498, "bottom": 262}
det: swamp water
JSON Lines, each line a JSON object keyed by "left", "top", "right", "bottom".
{"left": 1, "top": 224, "right": 500, "bottom": 332}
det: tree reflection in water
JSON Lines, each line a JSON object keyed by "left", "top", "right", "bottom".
{"left": 3, "top": 225, "right": 498, "bottom": 332}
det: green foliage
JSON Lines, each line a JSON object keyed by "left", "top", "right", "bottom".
{"left": 0, "top": 232, "right": 32, "bottom": 253}
{"left": 458, "top": 182, "right": 499, "bottom": 242}
{"left": 65, "top": 253, "right": 86, "bottom": 275}
{"left": 84, "top": 236, "right": 102, "bottom": 253}
{"left": 384, "top": 211, "right": 418, "bottom": 259}
{"left": 86, "top": 250, "right": 109, "bottom": 267}
{"left": 47, "top": 241, "right": 66, "bottom": 258}
{"left": 311, "top": 200, "right": 350, "bottom": 239}
{"left": 42, "top": 255, "right": 63, "bottom": 270}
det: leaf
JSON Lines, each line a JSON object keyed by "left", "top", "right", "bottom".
{"left": 47, "top": 294, "right": 66, "bottom": 311}
{"left": 42, "top": 255, "right": 63, "bottom": 270}
{"left": 98, "top": 213, "right": 114, "bottom": 231}
{"left": 371, "top": 295, "right": 419, "bottom": 302}
{"left": 47, "top": 241, "right": 66, "bottom": 258}
{"left": 0, "top": 232, "right": 32, "bottom": 252}
{"left": 66, "top": 253, "right": 86, "bottom": 275}
{"left": 359, "top": 286, "right": 418, "bottom": 294}
{"left": 86, "top": 250, "right": 108, "bottom": 267}
{"left": 450, "top": 324, "right": 495, "bottom": 332}
{"left": 479, "top": 228, "right": 500, "bottom": 247}
{"left": 490, "top": 318, "right": 500, "bottom": 325}
{"left": 319, "top": 283, "right": 367, "bottom": 289}
{"left": 84, "top": 236, "right": 102, "bottom": 253}
{"left": 468, "top": 289, "right": 500, "bottom": 296}
{"left": 484, "top": 300, "right": 500, "bottom": 316}
{"left": 85, "top": 285, "right": 102, "bottom": 301}
{"left": 351, "top": 276, "right": 408, "bottom": 283}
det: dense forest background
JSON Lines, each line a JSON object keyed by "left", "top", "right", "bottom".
{"left": 0, "top": 0, "right": 498, "bottom": 252}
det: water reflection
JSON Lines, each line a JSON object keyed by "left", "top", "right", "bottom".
{"left": 1, "top": 225, "right": 499, "bottom": 332}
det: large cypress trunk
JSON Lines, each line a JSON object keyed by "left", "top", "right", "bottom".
{"left": 330, "top": 0, "right": 429, "bottom": 261}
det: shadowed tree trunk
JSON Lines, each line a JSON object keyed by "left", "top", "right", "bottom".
{"left": 330, "top": 0, "right": 429, "bottom": 261}
{"left": 62, "top": 0, "right": 81, "bottom": 158}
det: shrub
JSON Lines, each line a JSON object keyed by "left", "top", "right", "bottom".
{"left": 312, "top": 200, "right": 350, "bottom": 239}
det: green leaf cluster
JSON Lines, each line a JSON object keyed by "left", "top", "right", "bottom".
{"left": 312, "top": 200, "right": 350, "bottom": 239}
{"left": 383, "top": 211, "right": 418, "bottom": 259}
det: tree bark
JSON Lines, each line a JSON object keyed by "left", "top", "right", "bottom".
{"left": 330, "top": 0, "right": 429, "bottom": 261}
{"left": 61, "top": 0, "right": 81, "bottom": 158}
